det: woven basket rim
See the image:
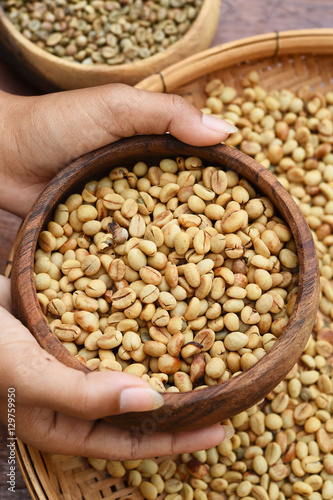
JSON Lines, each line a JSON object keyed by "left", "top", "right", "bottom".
{"left": 136, "top": 28, "right": 333, "bottom": 92}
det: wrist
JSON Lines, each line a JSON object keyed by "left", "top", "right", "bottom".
{"left": 0, "top": 91, "right": 21, "bottom": 213}
{"left": 0, "top": 91, "right": 44, "bottom": 216}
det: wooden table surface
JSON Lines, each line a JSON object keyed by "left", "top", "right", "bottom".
{"left": 1, "top": 0, "right": 333, "bottom": 498}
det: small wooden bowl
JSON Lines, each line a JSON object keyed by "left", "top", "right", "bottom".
{"left": 11, "top": 135, "right": 319, "bottom": 432}
{"left": 0, "top": 0, "right": 220, "bottom": 92}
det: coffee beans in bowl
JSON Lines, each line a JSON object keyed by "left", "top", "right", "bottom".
{"left": 11, "top": 135, "right": 319, "bottom": 431}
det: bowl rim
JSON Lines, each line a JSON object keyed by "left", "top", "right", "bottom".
{"left": 11, "top": 135, "right": 320, "bottom": 430}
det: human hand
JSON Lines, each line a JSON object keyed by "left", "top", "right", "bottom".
{"left": 0, "top": 276, "right": 233, "bottom": 459}
{"left": 0, "top": 83, "right": 236, "bottom": 458}
{"left": 0, "top": 83, "right": 236, "bottom": 218}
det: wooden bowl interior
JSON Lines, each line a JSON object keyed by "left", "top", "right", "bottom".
{"left": 11, "top": 135, "right": 319, "bottom": 432}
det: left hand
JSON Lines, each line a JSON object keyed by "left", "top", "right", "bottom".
{"left": 0, "top": 83, "right": 236, "bottom": 218}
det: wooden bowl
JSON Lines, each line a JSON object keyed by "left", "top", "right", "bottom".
{"left": 0, "top": 0, "right": 220, "bottom": 92}
{"left": 11, "top": 135, "right": 319, "bottom": 432}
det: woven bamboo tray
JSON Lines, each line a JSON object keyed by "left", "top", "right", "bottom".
{"left": 6, "top": 28, "right": 333, "bottom": 500}
{"left": 136, "top": 29, "right": 333, "bottom": 97}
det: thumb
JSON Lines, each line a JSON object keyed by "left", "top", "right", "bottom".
{"left": 22, "top": 83, "right": 237, "bottom": 171}
{"left": 1, "top": 84, "right": 237, "bottom": 217}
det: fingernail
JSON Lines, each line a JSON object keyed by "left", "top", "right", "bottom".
{"left": 119, "top": 388, "right": 164, "bottom": 413}
{"left": 202, "top": 114, "right": 238, "bottom": 134}
{"left": 221, "top": 424, "right": 235, "bottom": 441}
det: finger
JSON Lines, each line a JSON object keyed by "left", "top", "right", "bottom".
{"left": 42, "top": 84, "right": 237, "bottom": 163}
{"left": 2, "top": 85, "right": 237, "bottom": 217}
{"left": 18, "top": 84, "right": 237, "bottom": 174}
{"left": 12, "top": 403, "right": 233, "bottom": 460}
{"left": 0, "top": 305, "right": 164, "bottom": 419}
{"left": 0, "top": 275, "right": 12, "bottom": 312}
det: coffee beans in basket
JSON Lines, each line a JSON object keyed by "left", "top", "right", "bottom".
{"left": 83, "top": 72, "right": 333, "bottom": 500}
{"left": 34, "top": 154, "right": 299, "bottom": 392}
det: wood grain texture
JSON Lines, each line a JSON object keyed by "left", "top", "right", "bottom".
{"left": 212, "top": 0, "right": 333, "bottom": 45}
{"left": 0, "top": 0, "right": 331, "bottom": 498}
{"left": 11, "top": 135, "right": 319, "bottom": 432}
